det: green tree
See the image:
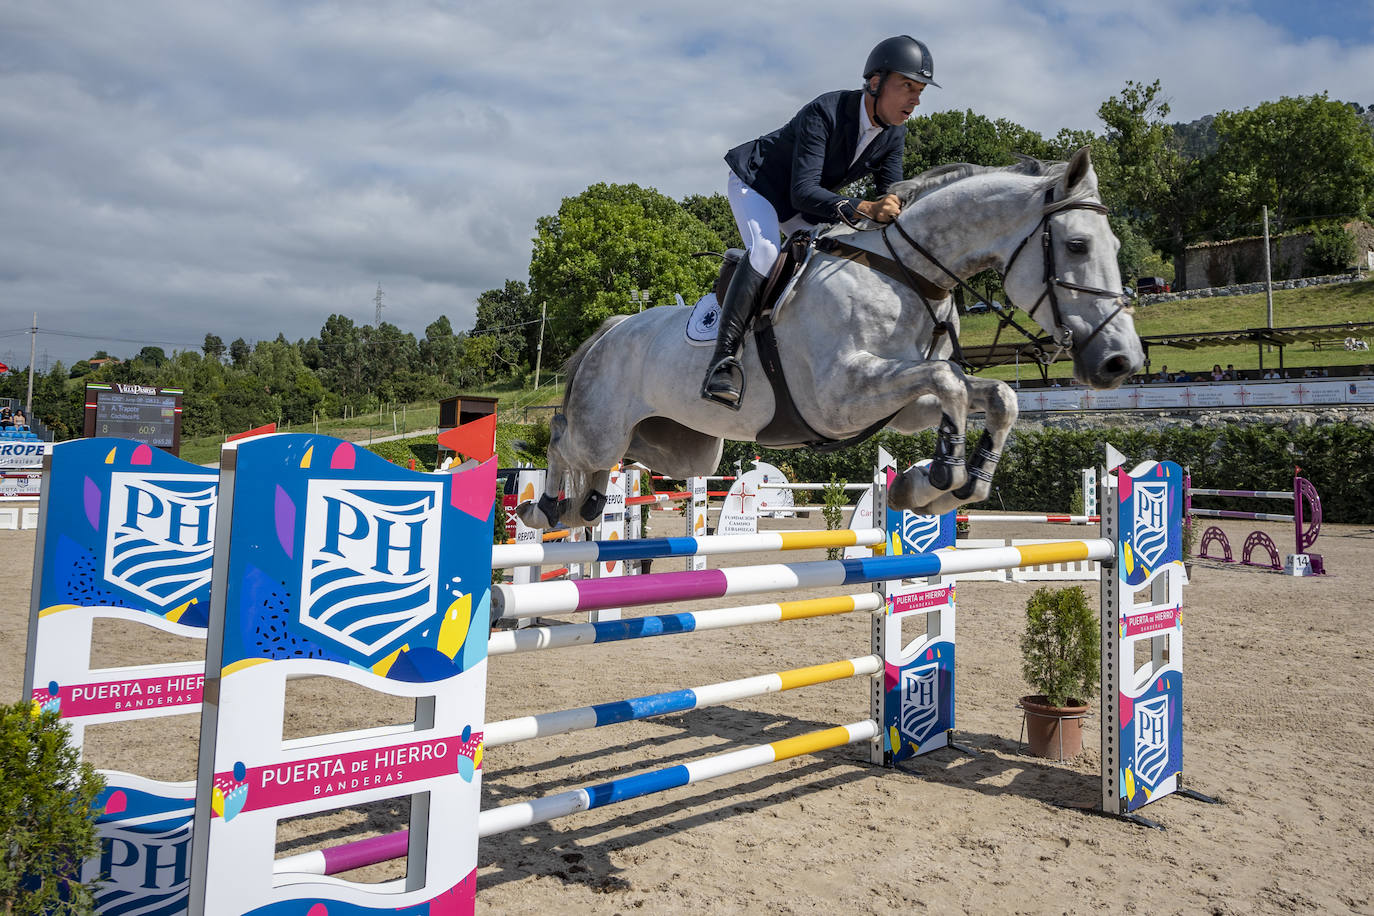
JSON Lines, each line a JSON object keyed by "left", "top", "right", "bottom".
{"left": 419, "top": 315, "right": 465, "bottom": 383}
{"left": 310, "top": 314, "right": 365, "bottom": 403}
{"left": 528, "top": 183, "right": 724, "bottom": 362}
{"left": 680, "top": 193, "right": 742, "bottom": 249}
{"left": 472, "top": 280, "right": 538, "bottom": 373}
{"left": 1305, "top": 224, "right": 1358, "bottom": 274}
{"left": 1210, "top": 94, "right": 1374, "bottom": 232}
{"left": 228, "top": 337, "right": 251, "bottom": 369}
{"left": 134, "top": 346, "right": 167, "bottom": 368}
{"left": 202, "top": 333, "right": 226, "bottom": 361}
{"left": 902, "top": 110, "right": 1059, "bottom": 176}
{"left": 1095, "top": 80, "right": 1195, "bottom": 286}
{"left": 0, "top": 703, "right": 105, "bottom": 916}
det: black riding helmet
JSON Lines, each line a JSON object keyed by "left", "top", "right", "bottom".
{"left": 863, "top": 35, "right": 940, "bottom": 89}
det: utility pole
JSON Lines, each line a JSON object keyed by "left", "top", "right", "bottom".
{"left": 534, "top": 301, "right": 547, "bottom": 388}
{"left": 26, "top": 312, "right": 36, "bottom": 416}
{"left": 1263, "top": 206, "right": 1274, "bottom": 329}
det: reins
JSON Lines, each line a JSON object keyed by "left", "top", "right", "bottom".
{"left": 818, "top": 186, "right": 1129, "bottom": 373}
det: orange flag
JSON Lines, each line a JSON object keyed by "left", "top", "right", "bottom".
{"left": 438, "top": 414, "right": 497, "bottom": 462}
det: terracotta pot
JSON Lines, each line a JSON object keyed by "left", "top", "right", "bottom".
{"left": 1020, "top": 695, "right": 1090, "bottom": 760}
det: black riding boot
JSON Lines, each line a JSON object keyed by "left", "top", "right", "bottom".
{"left": 701, "top": 260, "right": 767, "bottom": 409}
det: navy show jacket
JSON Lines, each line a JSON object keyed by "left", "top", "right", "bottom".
{"left": 725, "top": 88, "right": 906, "bottom": 225}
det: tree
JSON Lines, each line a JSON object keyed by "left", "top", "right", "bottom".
{"left": 680, "top": 193, "right": 742, "bottom": 249}
{"left": 528, "top": 183, "right": 725, "bottom": 362}
{"left": 202, "top": 333, "right": 226, "bottom": 361}
{"left": 1210, "top": 94, "right": 1374, "bottom": 232}
{"left": 903, "top": 110, "right": 1060, "bottom": 177}
{"left": 134, "top": 346, "right": 167, "bottom": 368}
{"left": 228, "top": 337, "right": 251, "bottom": 369}
{"left": 420, "top": 315, "right": 465, "bottom": 382}
{"left": 1094, "top": 80, "right": 1197, "bottom": 286}
{"left": 471, "top": 280, "right": 538, "bottom": 375}
{"left": 310, "top": 315, "right": 364, "bottom": 403}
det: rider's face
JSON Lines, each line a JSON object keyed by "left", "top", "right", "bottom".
{"left": 871, "top": 74, "right": 925, "bottom": 125}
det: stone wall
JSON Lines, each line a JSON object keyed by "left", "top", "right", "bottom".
{"left": 1139, "top": 269, "right": 1368, "bottom": 306}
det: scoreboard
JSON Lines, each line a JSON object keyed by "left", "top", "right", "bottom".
{"left": 84, "top": 384, "right": 184, "bottom": 455}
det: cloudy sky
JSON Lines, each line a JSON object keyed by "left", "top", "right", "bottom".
{"left": 2, "top": 0, "right": 1372, "bottom": 371}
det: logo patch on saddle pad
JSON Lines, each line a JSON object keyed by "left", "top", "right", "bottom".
{"left": 685, "top": 292, "right": 720, "bottom": 346}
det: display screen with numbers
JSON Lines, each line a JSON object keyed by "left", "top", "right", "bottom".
{"left": 83, "top": 384, "right": 183, "bottom": 454}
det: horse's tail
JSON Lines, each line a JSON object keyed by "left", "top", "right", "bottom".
{"left": 561, "top": 315, "right": 630, "bottom": 410}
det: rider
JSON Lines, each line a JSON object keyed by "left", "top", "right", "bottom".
{"left": 701, "top": 35, "right": 939, "bottom": 409}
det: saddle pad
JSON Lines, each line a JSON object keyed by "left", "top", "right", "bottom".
{"left": 683, "top": 246, "right": 816, "bottom": 348}
{"left": 685, "top": 292, "right": 720, "bottom": 346}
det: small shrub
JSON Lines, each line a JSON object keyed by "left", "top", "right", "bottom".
{"left": 1019, "top": 586, "right": 1099, "bottom": 708}
{"left": 0, "top": 702, "right": 106, "bottom": 916}
{"left": 1305, "top": 224, "right": 1357, "bottom": 275}
{"left": 820, "top": 476, "right": 848, "bottom": 559}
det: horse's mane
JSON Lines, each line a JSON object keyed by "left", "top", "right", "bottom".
{"left": 888, "top": 156, "right": 1097, "bottom": 213}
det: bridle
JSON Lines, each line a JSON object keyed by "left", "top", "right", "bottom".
{"left": 874, "top": 187, "right": 1129, "bottom": 371}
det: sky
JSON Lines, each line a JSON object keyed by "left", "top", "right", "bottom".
{"left": 2, "top": 0, "right": 1372, "bottom": 373}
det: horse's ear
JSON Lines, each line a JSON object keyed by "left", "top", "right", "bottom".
{"left": 1064, "top": 146, "right": 1093, "bottom": 191}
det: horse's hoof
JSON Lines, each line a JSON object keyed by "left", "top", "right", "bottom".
{"left": 579, "top": 490, "right": 608, "bottom": 522}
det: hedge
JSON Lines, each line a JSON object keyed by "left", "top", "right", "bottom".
{"left": 719, "top": 422, "right": 1373, "bottom": 524}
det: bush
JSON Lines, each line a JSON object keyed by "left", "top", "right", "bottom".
{"left": 365, "top": 438, "right": 427, "bottom": 470}
{"left": 820, "top": 476, "right": 848, "bottom": 559}
{"left": 1019, "top": 586, "right": 1098, "bottom": 708}
{"left": 0, "top": 702, "right": 106, "bottom": 915}
{"left": 1305, "top": 224, "right": 1357, "bottom": 275}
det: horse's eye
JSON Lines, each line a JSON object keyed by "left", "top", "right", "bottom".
{"left": 1066, "top": 238, "right": 1090, "bottom": 255}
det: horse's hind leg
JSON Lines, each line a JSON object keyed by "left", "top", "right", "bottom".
{"left": 516, "top": 415, "right": 572, "bottom": 529}
{"left": 952, "top": 377, "right": 1018, "bottom": 505}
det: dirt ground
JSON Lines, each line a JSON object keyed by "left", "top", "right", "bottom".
{"left": 3, "top": 512, "right": 1371, "bottom": 915}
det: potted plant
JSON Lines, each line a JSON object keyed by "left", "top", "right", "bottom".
{"left": 1019, "top": 585, "right": 1098, "bottom": 760}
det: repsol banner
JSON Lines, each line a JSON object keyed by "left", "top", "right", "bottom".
{"left": 0, "top": 441, "right": 47, "bottom": 468}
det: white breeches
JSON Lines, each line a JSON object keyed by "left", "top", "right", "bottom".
{"left": 726, "top": 170, "right": 811, "bottom": 275}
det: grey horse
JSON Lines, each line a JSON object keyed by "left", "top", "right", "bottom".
{"left": 518, "top": 147, "right": 1144, "bottom": 529}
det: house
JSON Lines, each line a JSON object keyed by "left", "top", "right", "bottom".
{"left": 1178, "top": 220, "right": 1374, "bottom": 291}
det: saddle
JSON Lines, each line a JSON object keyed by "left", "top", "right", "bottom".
{"left": 712, "top": 230, "right": 896, "bottom": 451}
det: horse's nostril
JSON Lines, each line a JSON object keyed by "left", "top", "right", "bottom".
{"left": 1101, "top": 354, "right": 1133, "bottom": 377}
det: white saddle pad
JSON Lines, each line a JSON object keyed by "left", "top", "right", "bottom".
{"left": 685, "top": 292, "right": 720, "bottom": 346}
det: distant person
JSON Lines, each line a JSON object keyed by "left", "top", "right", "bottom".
{"left": 1211, "top": 364, "right": 1224, "bottom": 382}
{"left": 1174, "top": 369, "right": 1192, "bottom": 382}
{"left": 0, "top": 406, "right": 11, "bottom": 429}
{"left": 11, "top": 408, "right": 25, "bottom": 429}
{"left": 1156, "top": 365, "right": 1171, "bottom": 383}
{"left": 1224, "top": 364, "right": 1237, "bottom": 380}
{"left": 1360, "top": 365, "right": 1373, "bottom": 376}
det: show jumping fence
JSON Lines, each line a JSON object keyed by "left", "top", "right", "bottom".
{"left": 1185, "top": 470, "right": 1325, "bottom": 575}
{"left": 22, "top": 437, "right": 1199, "bottom": 915}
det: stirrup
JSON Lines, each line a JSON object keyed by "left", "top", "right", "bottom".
{"left": 701, "top": 356, "right": 745, "bottom": 410}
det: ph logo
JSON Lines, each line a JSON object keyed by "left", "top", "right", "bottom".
{"left": 900, "top": 512, "right": 943, "bottom": 555}
{"left": 301, "top": 479, "right": 444, "bottom": 661}
{"left": 900, "top": 662, "right": 940, "bottom": 745}
{"left": 1132, "top": 481, "right": 1170, "bottom": 568}
{"left": 105, "top": 473, "right": 217, "bottom": 608}
{"left": 1133, "top": 695, "right": 1171, "bottom": 788}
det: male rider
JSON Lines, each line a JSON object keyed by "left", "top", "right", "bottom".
{"left": 702, "top": 35, "right": 939, "bottom": 408}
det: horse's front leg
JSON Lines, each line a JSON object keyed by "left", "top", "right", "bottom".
{"left": 884, "top": 361, "right": 971, "bottom": 514}
{"left": 952, "top": 377, "right": 1019, "bottom": 504}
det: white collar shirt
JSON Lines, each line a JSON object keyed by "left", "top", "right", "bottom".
{"left": 852, "top": 95, "right": 884, "bottom": 166}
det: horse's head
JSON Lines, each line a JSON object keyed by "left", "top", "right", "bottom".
{"left": 1000, "top": 147, "right": 1144, "bottom": 388}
